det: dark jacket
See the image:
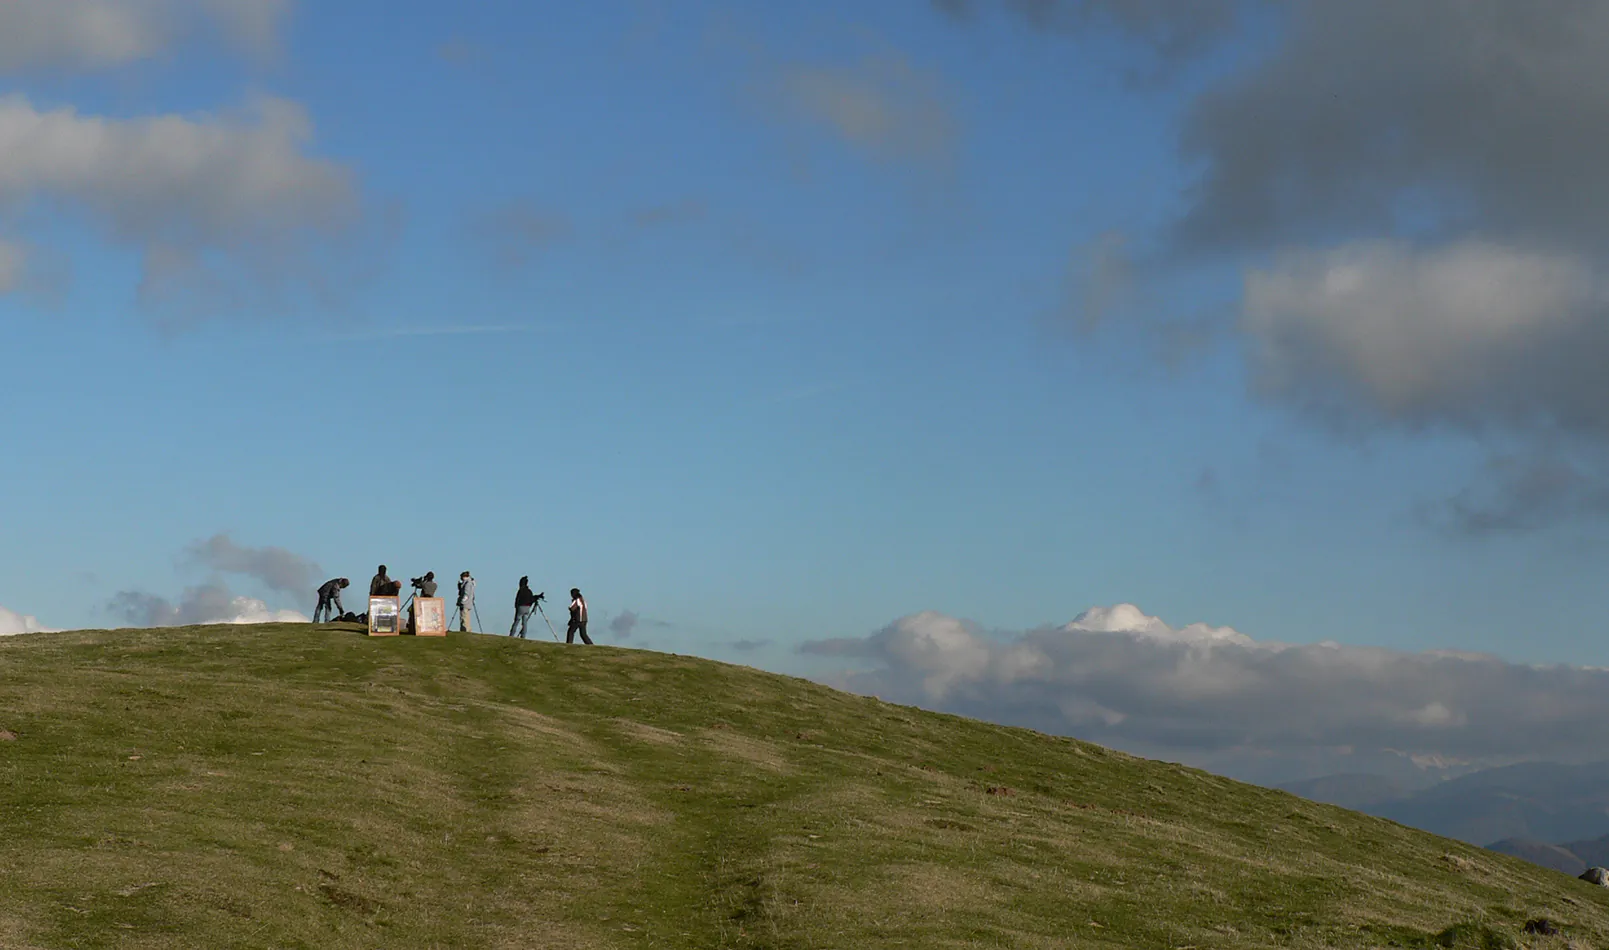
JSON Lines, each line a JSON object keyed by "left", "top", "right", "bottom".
{"left": 317, "top": 578, "right": 344, "bottom": 599}
{"left": 515, "top": 586, "right": 538, "bottom": 608}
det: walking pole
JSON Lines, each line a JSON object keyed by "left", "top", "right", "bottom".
{"left": 534, "top": 600, "right": 560, "bottom": 642}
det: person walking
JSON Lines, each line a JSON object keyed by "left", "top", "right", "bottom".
{"left": 313, "top": 578, "right": 349, "bottom": 623}
{"left": 511, "top": 577, "right": 538, "bottom": 639}
{"left": 566, "top": 588, "right": 593, "bottom": 645}
{"left": 456, "top": 571, "right": 476, "bottom": 633}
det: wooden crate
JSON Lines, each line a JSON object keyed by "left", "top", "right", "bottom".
{"left": 411, "top": 597, "right": 446, "bottom": 636}
{"left": 367, "top": 596, "right": 401, "bottom": 636}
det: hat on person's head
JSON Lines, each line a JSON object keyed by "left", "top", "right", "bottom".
{"left": 519, "top": 576, "right": 529, "bottom": 585}
{"left": 570, "top": 588, "right": 581, "bottom": 596}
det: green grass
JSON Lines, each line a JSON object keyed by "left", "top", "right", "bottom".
{"left": 1, "top": 623, "right": 1605, "bottom": 949}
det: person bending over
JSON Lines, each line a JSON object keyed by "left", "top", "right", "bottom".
{"left": 567, "top": 588, "right": 593, "bottom": 645}
{"left": 313, "top": 578, "right": 349, "bottom": 623}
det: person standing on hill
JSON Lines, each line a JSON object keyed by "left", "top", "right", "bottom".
{"left": 511, "top": 577, "right": 538, "bottom": 639}
{"left": 567, "top": 588, "right": 592, "bottom": 645}
{"left": 313, "top": 578, "right": 349, "bottom": 623}
{"left": 456, "top": 571, "right": 476, "bottom": 632}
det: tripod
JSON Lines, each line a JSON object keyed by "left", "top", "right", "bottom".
{"left": 534, "top": 599, "right": 559, "bottom": 642}
{"left": 448, "top": 603, "right": 482, "bottom": 634}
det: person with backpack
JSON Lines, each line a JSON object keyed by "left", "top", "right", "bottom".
{"left": 567, "top": 588, "right": 593, "bottom": 645}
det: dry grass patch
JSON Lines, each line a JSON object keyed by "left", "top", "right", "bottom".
{"left": 497, "top": 702, "right": 588, "bottom": 742}
{"left": 611, "top": 719, "right": 687, "bottom": 747}
{"left": 698, "top": 729, "right": 792, "bottom": 774}
{"left": 887, "top": 862, "right": 1000, "bottom": 914}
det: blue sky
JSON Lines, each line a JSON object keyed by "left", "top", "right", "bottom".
{"left": 5, "top": 0, "right": 1609, "bottom": 782}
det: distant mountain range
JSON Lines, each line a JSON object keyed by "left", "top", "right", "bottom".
{"left": 1279, "top": 760, "right": 1609, "bottom": 874}
{"left": 1277, "top": 773, "right": 1411, "bottom": 811}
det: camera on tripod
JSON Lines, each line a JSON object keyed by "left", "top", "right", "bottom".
{"left": 534, "top": 591, "right": 546, "bottom": 603}
{"left": 410, "top": 576, "right": 427, "bottom": 590}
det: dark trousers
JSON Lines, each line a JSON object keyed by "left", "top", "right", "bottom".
{"left": 313, "top": 595, "right": 342, "bottom": 623}
{"left": 567, "top": 620, "right": 592, "bottom": 645}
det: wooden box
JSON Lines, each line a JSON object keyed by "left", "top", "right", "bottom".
{"left": 411, "top": 597, "right": 446, "bottom": 636}
{"left": 368, "top": 596, "right": 401, "bottom": 636}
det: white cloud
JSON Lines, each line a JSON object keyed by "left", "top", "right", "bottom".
{"left": 1067, "top": 603, "right": 1253, "bottom": 645}
{"left": 1234, "top": 239, "right": 1609, "bottom": 531}
{"left": 0, "top": 605, "right": 58, "bottom": 637}
{"left": 880, "top": 611, "right": 992, "bottom": 695}
{"left": 802, "top": 603, "right": 1609, "bottom": 782}
{"left": 0, "top": 94, "right": 352, "bottom": 243}
{"left": 107, "top": 582, "right": 307, "bottom": 627}
{"left": 0, "top": 0, "right": 290, "bottom": 73}
{"left": 1243, "top": 240, "right": 1609, "bottom": 432}
{"left": 0, "top": 93, "right": 364, "bottom": 319}
{"left": 213, "top": 596, "right": 306, "bottom": 625}
{"left": 1002, "top": 0, "right": 1609, "bottom": 532}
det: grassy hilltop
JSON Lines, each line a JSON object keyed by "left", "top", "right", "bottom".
{"left": 1, "top": 624, "right": 1606, "bottom": 949}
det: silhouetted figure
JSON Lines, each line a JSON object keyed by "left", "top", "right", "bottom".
{"left": 370, "top": 565, "right": 400, "bottom": 597}
{"left": 457, "top": 571, "right": 476, "bottom": 632}
{"left": 313, "top": 578, "right": 349, "bottom": 623}
{"left": 567, "top": 588, "right": 592, "bottom": 645}
{"left": 511, "top": 577, "right": 538, "bottom": 639}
